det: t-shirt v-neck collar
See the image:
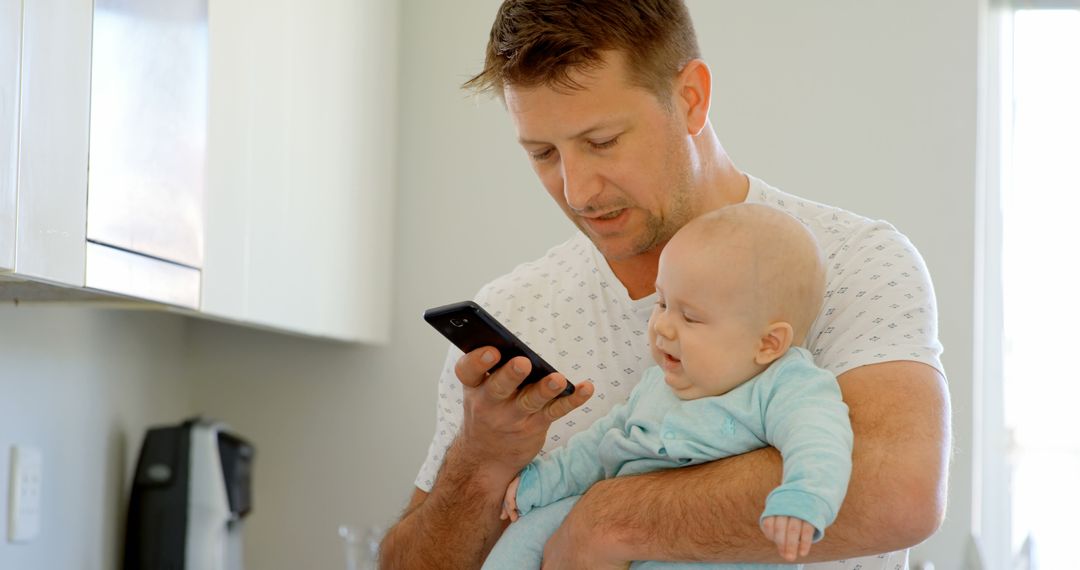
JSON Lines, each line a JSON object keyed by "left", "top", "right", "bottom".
{"left": 580, "top": 233, "right": 658, "bottom": 319}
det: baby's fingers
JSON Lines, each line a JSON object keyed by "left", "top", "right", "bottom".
{"left": 762, "top": 516, "right": 789, "bottom": 557}
{"left": 782, "top": 518, "right": 802, "bottom": 561}
{"left": 760, "top": 516, "right": 775, "bottom": 539}
{"left": 798, "top": 522, "right": 814, "bottom": 557}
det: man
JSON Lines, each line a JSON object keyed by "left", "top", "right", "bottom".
{"left": 381, "top": 1, "right": 950, "bottom": 568}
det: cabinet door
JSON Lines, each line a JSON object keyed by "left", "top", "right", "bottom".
{"left": 14, "top": 0, "right": 92, "bottom": 286}
{"left": 86, "top": 0, "right": 207, "bottom": 269}
{"left": 81, "top": 0, "right": 205, "bottom": 308}
{"left": 201, "top": 0, "right": 396, "bottom": 342}
{"left": 1, "top": 0, "right": 22, "bottom": 271}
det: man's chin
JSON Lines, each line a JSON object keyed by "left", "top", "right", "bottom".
{"left": 583, "top": 232, "right": 657, "bottom": 262}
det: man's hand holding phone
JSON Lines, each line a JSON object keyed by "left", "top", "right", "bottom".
{"left": 425, "top": 301, "right": 594, "bottom": 476}
{"left": 453, "top": 345, "right": 594, "bottom": 477}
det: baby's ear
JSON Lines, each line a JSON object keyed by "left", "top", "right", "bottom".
{"left": 755, "top": 322, "right": 794, "bottom": 365}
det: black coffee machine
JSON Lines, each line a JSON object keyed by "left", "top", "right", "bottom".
{"left": 124, "top": 417, "right": 255, "bottom": 570}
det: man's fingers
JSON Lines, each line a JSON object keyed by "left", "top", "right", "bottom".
{"left": 454, "top": 347, "right": 501, "bottom": 388}
{"left": 517, "top": 372, "right": 573, "bottom": 413}
{"left": 486, "top": 356, "right": 531, "bottom": 400}
{"left": 543, "top": 380, "right": 594, "bottom": 420}
{"left": 456, "top": 351, "right": 591, "bottom": 415}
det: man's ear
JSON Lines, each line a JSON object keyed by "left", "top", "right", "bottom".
{"left": 674, "top": 58, "right": 712, "bottom": 136}
{"left": 755, "top": 322, "right": 794, "bottom": 365}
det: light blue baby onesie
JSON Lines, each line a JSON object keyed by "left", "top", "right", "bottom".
{"left": 482, "top": 347, "right": 853, "bottom": 570}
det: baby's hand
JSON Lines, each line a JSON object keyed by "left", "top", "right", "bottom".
{"left": 760, "top": 515, "right": 815, "bottom": 562}
{"left": 499, "top": 476, "right": 522, "bottom": 523}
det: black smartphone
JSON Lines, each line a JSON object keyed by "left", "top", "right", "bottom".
{"left": 424, "top": 300, "right": 575, "bottom": 397}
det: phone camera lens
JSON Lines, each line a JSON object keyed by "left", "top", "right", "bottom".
{"left": 450, "top": 318, "right": 465, "bottom": 328}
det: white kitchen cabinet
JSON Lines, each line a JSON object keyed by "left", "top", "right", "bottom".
{"left": 12, "top": 0, "right": 93, "bottom": 287}
{"left": 1, "top": 0, "right": 395, "bottom": 342}
{"left": 83, "top": 0, "right": 207, "bottom": 308}
{"left": 199, "top": 0, "right": 396, "bottom": 343}
{"left": 1, "top": 0, "right": 19, "bottom": 271}
{"left": 87, "top": 0, "right": 208, "bottom": 270}
{"left": 3, "top": 0, "right": 205, "bottom": 308}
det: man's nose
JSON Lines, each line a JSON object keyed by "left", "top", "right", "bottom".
{"left": 560, "top": 153, "right": 602, "bottom": 213}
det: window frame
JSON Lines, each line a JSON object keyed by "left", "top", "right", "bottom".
{"left": 977, "top": 1, "right": 1080, "bottom": 567}
{"left": 1012, "top": 0, "right": 1080, "bottom": 7}
{"left": 974, "top": 2, "right": 1010, "bottom": 566}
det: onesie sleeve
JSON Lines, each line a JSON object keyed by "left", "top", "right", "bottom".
{"left": 759, "top": 356, "right": 853, "bottom": 541}
{"left": 515, "top": 387, "right": 638, "bottom": 515}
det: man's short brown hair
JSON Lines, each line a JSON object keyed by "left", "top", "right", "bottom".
{"left": 463, "top": 0, "right": 701, "bottom": 100}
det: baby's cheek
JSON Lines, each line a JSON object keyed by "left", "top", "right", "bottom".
{"left": 647, "top": 344, "right": 663, "bottom": 367}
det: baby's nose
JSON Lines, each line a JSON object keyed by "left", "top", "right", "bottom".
{"left": 652, "top": 319, "right": 676, "bottom": 340}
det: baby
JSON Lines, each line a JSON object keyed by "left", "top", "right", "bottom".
{"left": 482, "top": 203, "right": 853, "bottom": 569}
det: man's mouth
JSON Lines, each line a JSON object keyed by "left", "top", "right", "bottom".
{"left": 594, "top": 210, "right": 622, "bottom": 220}
{"left": 580, "top": 208, "right": 629, "bottom": 235}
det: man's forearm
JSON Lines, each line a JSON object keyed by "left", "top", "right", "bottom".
{"left": 574, "top": 447, "right": 791, "bottom": 563}
{"left": 379, "top": 439, "right": 510, "bottom": 570}
{"left": 569, "top": 362, "right": 950, "bottom": 563}
{"left": 573, "top": 446, "right": 899, "bottom": 563}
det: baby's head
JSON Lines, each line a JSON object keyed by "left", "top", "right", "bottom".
{"left": 648, "top": 203, "right": 825, "bottom": 400}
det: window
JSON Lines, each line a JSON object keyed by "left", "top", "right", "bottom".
{"left": 982, "top": 4, "right": 1080, "bottom": 569}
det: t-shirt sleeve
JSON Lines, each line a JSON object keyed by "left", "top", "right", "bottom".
{"left": 808, "top": 222, "right": 945, "bottom": 378}
{"left": 413, "top": 345, "right": 465, "bottom": 492}
{"left": 413, "top": 283, "right": 502, "bottom": 492}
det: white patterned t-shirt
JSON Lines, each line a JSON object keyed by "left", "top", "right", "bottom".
{"left": 415, "top": 176, "right": 943, "bottom": 570}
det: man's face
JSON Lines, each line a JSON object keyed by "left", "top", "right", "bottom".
{"left": 504, "top": 51, "right": 698, "bottom": 262}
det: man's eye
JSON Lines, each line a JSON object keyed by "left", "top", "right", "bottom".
{"left": 530, "top": 148, "right": 555, "bottom": 162}
{"left": 590, "top": 136, "right": 619, "bottom": 150}
{"left": 656, "top": 301, "right": 667, "bottom": 310}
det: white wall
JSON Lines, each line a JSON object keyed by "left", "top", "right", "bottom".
{"left": 183, "top": 1, "right": 979, "bottom": 569}
{"left": 184, "top": 1, "right": 572, "bottom": 566}
{"left": 0, "top": 306, "right": 193, "bottom": 570}
{"left": 691, "top": 2, "right": 978, "bottom": 567}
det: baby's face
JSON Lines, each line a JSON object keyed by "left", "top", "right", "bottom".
{"left": 648, "top": 237, "right": 765, "bottom": 400}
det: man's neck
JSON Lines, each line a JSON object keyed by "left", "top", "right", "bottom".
{"left": 695, "top": 134, "right": 751, "bottom": 214}
{"left": 608, "top": 248, "right": 663, "bottom": 300}
{"left": 608, "top": 136, "right": 749, "bottom": 301}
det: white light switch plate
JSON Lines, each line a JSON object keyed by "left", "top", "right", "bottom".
{"left": 7, "top": 445, "right": 43, "bottom": 543}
